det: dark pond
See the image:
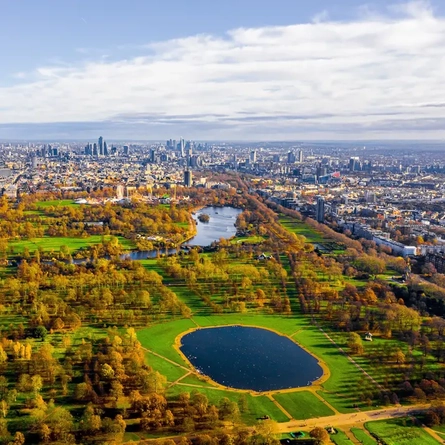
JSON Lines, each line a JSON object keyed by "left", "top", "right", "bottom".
{"left": 180, "top": 326, "right": 323, "bottom": 391}
{"left": 187, "top": 206, "right": 242, "bottom": 247}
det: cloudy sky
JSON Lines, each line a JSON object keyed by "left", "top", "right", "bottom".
{"left": 1, "top": 0, "right": 445, "bottom": 140}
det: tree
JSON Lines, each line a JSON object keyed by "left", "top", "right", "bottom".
{"left": 347, "top": 332, "right": 364, "bottom": 355}
{"left": 34, "top": 326, "right": 48, "bottom": 341}
{"left": 309, "top": 427, "right": 330, "bottom": 444}
{"left": 394, "top": 349, "right": 406, "bottom": 364}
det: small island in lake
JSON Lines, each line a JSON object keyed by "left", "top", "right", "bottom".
{"left": 198, "top": 213, "right": 210, "bottom": 223}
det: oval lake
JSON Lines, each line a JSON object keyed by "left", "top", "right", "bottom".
{"left": 180, "top": 326, "right": 323, "bottom": 391}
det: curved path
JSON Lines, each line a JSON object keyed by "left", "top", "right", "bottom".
{"left": 276, "top": 403, "right": 431, "bottom": 433}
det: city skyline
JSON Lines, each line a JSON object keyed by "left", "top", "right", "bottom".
{"left": 1, "top": 1, "right": 445, "bottom": 140}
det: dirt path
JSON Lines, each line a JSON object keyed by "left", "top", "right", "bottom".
{"left": 267, "top": 394, "right": 293, "bottom": 420}
{"left": 277, "top": 403, "right": 431, "bottom": 433}
{"left": 142, "top": 347, "right": 191, "bottom": 373}
{"left": 168, "top": 371, "right": 192, "bottom": 388}
{"left": 423, "top": 426, "right": 445, "bottom": 443}
{"left": 311, "top": 390, "right": 340, "bottom": 415}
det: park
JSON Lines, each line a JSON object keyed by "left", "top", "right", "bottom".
{"left": 0, "top": 193, "right": 444, "bottom": 444}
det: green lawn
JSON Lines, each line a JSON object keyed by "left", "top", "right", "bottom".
{"left": 230, "top": 236, "right": 266, "bottom": 245}
{"left": 273, "top": 391, "right": 334, "bottom": 420}
{"left": 365, "top": 419, "right": 441, "bottom": 445}
{"left": 278, "top": 216, "right": 326, "bottom": 243}
{"left": 351, "top": 427, "right": 378, "bottom": 445}
{"left": 8, "top": 235, "right": 135, "bottom": 254}
{"left": 330, "top": 429, "right": 351, "bottom": 445}
{"left": 34, "top": 199, "right": 80, "bottom": 208}
{"left": 145, "top": 352, "right": 189, "bottom": 383}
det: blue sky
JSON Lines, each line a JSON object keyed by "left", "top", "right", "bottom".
{"left": 1, "top": 0, "right": 445, "bottom": 140}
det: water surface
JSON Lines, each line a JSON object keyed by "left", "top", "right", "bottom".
{"left": 180, "top": 326, "right": 323, "bottom": 391}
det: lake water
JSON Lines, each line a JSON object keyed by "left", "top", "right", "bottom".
{"left": 119, "top": 206, "right": 242, "bottom": 260}
{"left": 187, "top": 206, "right": 242, "bottom": 247}
{"left": 180, "top": 326, "right": 323, "bottom": 391}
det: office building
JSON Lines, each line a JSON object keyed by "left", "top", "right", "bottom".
{"left": 250, "top": 150, "right": 257, "bottom": 163}
{"left": 287, "top": 151, "right": 296, "bottom": 164}
{"left": 297, "top": 149, "right": 303, "bottom": 163}
{"left": 184, "top": 169, "right": 192, "bottom": 187}
{"left": 98, "top": 136, "right": 104, "bottom": 156}
{"left": 316, "top": 196, "right": 325, "bottom": 223}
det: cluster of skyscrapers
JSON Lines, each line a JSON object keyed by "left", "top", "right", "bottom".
{"left": 83, "top": 137, "right": 129, "bottom": 157}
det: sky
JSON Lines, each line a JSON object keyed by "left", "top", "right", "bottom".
{"left": 1, "top": 0, "right": 445, "bottom": 141}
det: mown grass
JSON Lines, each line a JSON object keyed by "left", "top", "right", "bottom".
{"left": 8, "top": 235, "right": 135, "bottom": 254}
{"left": 278, "top": 216, "right": 327, "bottom": 243}
{"left": 230, "top": 236, "right": 266, "bottom": 245}
{"left": 273, "top": 391, "right": 334, "bottom": 419}
{"left": 351, "top": 427, "right": 378, "bottom": 445}
{"left": 34, "top": 199, "right": 81, "bottom": 209}
{"left": 330, "top": 429, "right": 351, "bottom": 445}
{"left": 365, "top": 418, "right": 441, "bottom": 445}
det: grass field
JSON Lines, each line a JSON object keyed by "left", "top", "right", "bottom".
{"left": 273, "top": 391, "right": 334, "bottom": 419}
{"left": 351, "top": 427, "right": 378, "bottom": 445}
{"left": 330, "top": 429, "right": 351, "bottom": 445}
{"left": 230, "top": 236, "right": 266, "bottom": 245}
{"left": 365, "top": 419, "right": 441, "bottom": 445}
{"left": 278, "top": 216, "right": 327, "bottom": 243}
{"left": 34, "top": 199, "right": 81, "bottom": 209}
{"left": 8, "top": 235, "right": 135, "bottom": 254}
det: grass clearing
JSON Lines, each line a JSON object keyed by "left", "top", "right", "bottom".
{"left": 365, "top": 418, "right": 441, "bottom": 445}
{"left": 273, "top": 391, "right": 334, "bottom": 419}
{"left": 330, "top": 429, "right": 351, "bottom": 445}
{"left": 351, "top": 427, "right": 378, "bottom": 445}
{"left": 8, "top": 235, "right": 135, "bottom": 254}
{"left": 34, "top": 199, "right": 81, "bottom": 209}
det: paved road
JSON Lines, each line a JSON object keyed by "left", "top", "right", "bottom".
{"left": 276, "top": 403, "right": 431, "bottom": 433}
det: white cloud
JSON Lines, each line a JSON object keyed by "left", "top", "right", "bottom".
{"left": 1, "top": 1, "right": 445, "bottom": 139}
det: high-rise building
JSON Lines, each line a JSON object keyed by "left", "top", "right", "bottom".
{"left": 297, "top": 149, "right": 303, "bottom": 163}
{"left": 349, "top": 157, "right": 359, "bottom": 172}
{"left": 287, "top": 151, "right": 296, "bottom": 164}
{"left": 180, "top": 139, "right": 185, "bottom": 157}
{"left": 316, "top": 196, "right": 325, "bottom": 223}
{"left": 250, "top": 150, "right": 257, "bottom": 163}
{"left": 123, "top": 145, "right": 129, "bottom": 156}
{"left": 103, "top": 141, "right": 108, "bottom": 156}
{"left": 98, "top": 136, "right": 104, "bottom": 156}
{"left": 184, "top": 169, "right": 192, "bottom": 187}
{"left": 93, "top": 143, "right": 98, "bottom": 156}
{"left": 150, "top": 149, "right": 156, "bottom": 163}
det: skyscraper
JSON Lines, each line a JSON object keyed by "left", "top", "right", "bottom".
{"left": 93, "top": 143, "right": 98, "bottom": 157}
{"left": 184, "top": 169, "right": 192, "bottom": 187}
{"left": 287, "top": 151, "right": 296, "bottom": 164}
{"left": 180, "top": 138, "right": 185, "bottom": 157}
{"left": 297, "top": 149, "right": 303, "bottom": 163}
{"left": 250, "top": 150, "right": 257, "bottom": 163}
{"left": 316, "top": 196, "right": 325, "bottom": 223}
{"left": 98, "top": 136, "right": 104, "bottom": 156}
{"left": 103, "top": 141, "right": 108, "bottom": 156}
{"left": 349, "top": 157, "right": 359, "bottom": 172}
